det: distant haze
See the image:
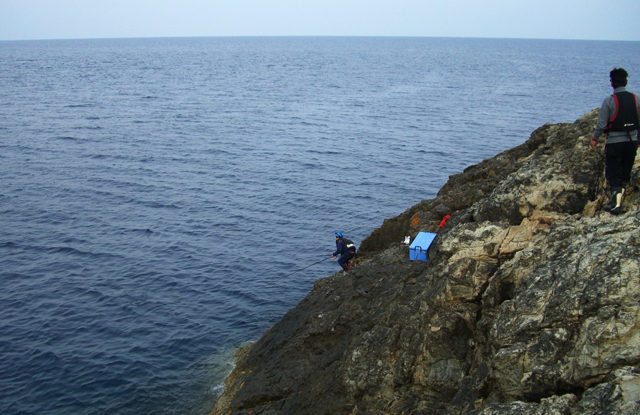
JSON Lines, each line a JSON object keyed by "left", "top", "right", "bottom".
{"left": 1, "top": 0, "right": 639, "bottom": 41}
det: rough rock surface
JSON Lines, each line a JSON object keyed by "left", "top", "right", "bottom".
{"left": 210, "top": 110, "right": 640, "bottom": 415}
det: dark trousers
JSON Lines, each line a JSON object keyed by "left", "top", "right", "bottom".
{"left": 338, "top": 250, "right": 355, "bottom": 271}
{"left": 605, "top": 140, "right": 637, "bottom": 188}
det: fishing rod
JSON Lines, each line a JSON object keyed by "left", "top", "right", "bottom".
{"left": 268, "top": 256, "right": 333, "bottom": 284}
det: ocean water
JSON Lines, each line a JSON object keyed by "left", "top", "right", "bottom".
{"left": 1, "top": 37, "right": 639, "bottom": 415}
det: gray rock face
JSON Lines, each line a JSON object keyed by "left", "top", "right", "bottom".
{"left": 210, "top": 110, "right": 640, "bottom": 415}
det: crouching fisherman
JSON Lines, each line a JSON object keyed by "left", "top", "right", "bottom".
{"left": 332, "top": 232, "right": 357, "bottom": 271}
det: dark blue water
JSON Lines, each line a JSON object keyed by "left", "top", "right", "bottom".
{"left": 1, "top": 37, "right": 639, "bottom": 415}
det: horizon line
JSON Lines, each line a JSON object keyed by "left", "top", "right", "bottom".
{"left": 2, "top": 34, "right": 639, "bottom": 43}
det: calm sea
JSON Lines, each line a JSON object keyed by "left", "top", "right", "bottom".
{"left": 1, "top": 37, "right": 639, "bottom": 415}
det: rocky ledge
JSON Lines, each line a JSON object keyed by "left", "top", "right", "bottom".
{"left": 210, "top": 110, "right": 640, "bottom": 415}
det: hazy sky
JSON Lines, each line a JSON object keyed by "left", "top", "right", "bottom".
{"left": 1, "top": 0, "right": 639, "bottom": 41}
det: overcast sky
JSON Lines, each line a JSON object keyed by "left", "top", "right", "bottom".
{"left": 1, "top": 0, "right": 639, "bottom": 41}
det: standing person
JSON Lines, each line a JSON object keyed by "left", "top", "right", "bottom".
{"left": 591, "top": 68, "right": 640, "bottom": 214}
{"left": 332, "top": 232, "right": 356, "bottom": 271}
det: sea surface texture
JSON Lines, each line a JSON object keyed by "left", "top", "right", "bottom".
{"left": 1, "top": 37, "right": 639, "bottom": 415}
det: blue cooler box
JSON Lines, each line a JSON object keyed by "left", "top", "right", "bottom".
{"left": 409, "top": 232, "right": 437, "bottom": 262}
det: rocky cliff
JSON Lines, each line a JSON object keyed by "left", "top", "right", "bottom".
{"left": 210, "top": 110, "right": 640, "bottom": 415}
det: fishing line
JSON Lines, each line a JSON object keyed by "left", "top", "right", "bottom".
{"left": 265, "top": 256, "right": 333, "bottom": 285}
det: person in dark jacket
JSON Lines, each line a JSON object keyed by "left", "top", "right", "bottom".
{"left": 332, "top": 232, "right": 356, "bottom": 271}
{"left": 591, "top": 68, "right": 639, "bottom": 214}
